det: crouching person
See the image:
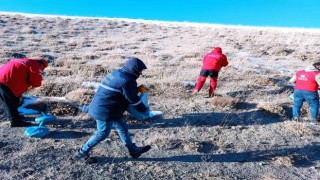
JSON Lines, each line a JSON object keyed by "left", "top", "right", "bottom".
{"left": 0, "top": 57, "right": 48, "bottom": 127}
{"left": 192, "top": 47, "right": 228, "bottom": 97}
{"left": 74, "top": 57, "right": 151, "bottom": 164}
{"left": 290, "top": 62, "right": 320, "bottom": 124}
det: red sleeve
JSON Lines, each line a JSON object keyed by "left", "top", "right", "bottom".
{"left": 222, "top": 55, "right": 228, "bottom": 67}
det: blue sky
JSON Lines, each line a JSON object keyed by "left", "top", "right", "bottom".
{"left": 0, "top": 0, "right": 319, "bottom": 28}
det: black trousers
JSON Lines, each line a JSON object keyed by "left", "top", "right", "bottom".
{"left": 199, "top": 69, "right": 219, "bottom": 78}
{"left": 0, "top": 83, "right": 20, "bottom": 121}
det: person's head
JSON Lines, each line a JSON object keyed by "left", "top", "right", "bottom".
{"left": 313, "top": 62, "right": 320, "bottom": 71}
{"left": 27, "top": 55, "right": 49, "bottom": 69}
{"left": 212, "top": 47, "right": 222, "bottom": 53}
{"left": 122, "top": 57, "right": 147, "bottom": 78}
{"left": 37, "top": 59, "right": 48, "bottom": 68}
{"left": 11, "top": 53, "right": 26, "bottom": 59}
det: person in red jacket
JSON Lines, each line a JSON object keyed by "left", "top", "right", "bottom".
{"left": 0, "top": 58, "right": 48, "bottom": 127}
{"left": 290, "top": 62, "right": 320, "bottom": 124}
{"left": 192, "top": 47, "right": 229, "bottom": 97}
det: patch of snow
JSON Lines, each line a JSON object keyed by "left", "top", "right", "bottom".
{"left": 180, "top": 81, "right": 196, "bottom": 87}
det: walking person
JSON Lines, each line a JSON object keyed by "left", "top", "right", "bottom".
{"left": 74, "top": 57, "right": 151, "bottom": 164}
{"left": 192, "top": 47, "right": 228, "bottom": 97}
{"left": 0, "top": 57, "right": 48, "bottom": 127}
{"left": 290, "top": 62, "right": 320, "bottom": 124}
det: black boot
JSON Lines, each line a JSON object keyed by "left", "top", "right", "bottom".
{"left": 129, "top": 144, "right": 151, "bottom": 159}
{"left": 72, "top": 150, "right": 97, "bottom": 164}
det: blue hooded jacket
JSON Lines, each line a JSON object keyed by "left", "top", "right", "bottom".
{"left": 88, "top": 58, "right": 148, "bottom": 121}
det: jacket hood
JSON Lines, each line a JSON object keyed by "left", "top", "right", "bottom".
{"left": 24, "top": 58, "right": 48, "bottom": 69}
{"left": 11, "top": 58, "right": 48, "bottom": 69}
{"left": 121, "top": 57, "right": 147, "bottom": 78}
{"left": 212, "top": 47, "right": 222, "bottom": 53}
{"left": 313, "top": 62, "right": 320, "bottom": 71}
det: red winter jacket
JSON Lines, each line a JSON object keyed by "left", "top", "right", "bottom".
{"left": 0, "top": 58, "right": 48, "bottom": 97}
{"left": 201, "top": 47, "right": 228, "bottom": 71}
{"left": 294, "top": 70, "right": 320, "bottom": 92}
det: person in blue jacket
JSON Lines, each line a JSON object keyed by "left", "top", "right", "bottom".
{"left": 74, "top": 57, "right": 151, "bottom": 163}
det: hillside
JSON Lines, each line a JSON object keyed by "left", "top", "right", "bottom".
{"left": 1, "top": 13, "right": 320, "bottom": 179}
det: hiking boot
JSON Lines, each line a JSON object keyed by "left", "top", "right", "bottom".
{"left": 129, "top": 145, "right": 151, "bottom": 159}
{"left": 205, "top": 94, "right": 214, "bottom": 98}
{"left": 73, "top": 150, "right": 97, "bottom": 164}
{"left": 10, "top": 120, "right": 33, "bottom": 127}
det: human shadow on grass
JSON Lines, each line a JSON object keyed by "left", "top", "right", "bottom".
{"left": 128, "top": 107, "right": 285, "bottom": 129}
{"left": 39, "top": 108, "right": 280, "bottom": 131}
{"left": 44, "top": 130, "right": 91, "bottom": 139}
{"left": 98, "top": 144, "right": 320, "bottom": 168}
{"left": 48, "top": 117, "right": 96, "bottom": 130}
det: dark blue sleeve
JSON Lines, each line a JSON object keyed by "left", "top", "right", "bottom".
{"left": 122, "top": 81, "right": 148, "bottom": 112}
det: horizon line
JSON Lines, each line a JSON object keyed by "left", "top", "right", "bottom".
{"left": 1, "top": 11, "right": 320, "bottom": 33}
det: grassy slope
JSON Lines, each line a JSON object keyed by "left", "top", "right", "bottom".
{"left": 1, "top": 13, "right": 320, "bottom": 179}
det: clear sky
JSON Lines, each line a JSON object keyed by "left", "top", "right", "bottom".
{"left": 0, "top": 0, "right": 319, "bottom": 28}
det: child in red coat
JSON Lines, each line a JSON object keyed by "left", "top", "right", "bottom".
{"left": 193, "top": 47, "right": 228, "bottom": 97}
{"left": 0, "top": 58, "right": 48, "bottom": 127}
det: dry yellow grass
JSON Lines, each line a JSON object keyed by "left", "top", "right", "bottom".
{"left": 64, "top": 88, "right": 95, "bottom": 105}
{"left": 257, "top": 102, "right": 285, "bottom": 116}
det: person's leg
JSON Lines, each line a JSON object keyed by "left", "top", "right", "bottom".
{"left": 112, "top": 118, "right": 133, "bottom": 148}
{"left": 293, "top": 90, "right": 304, "bottom": 120}
{"left": 0, "top": 83, "right": 20, "bottom": 121}
{"left": 113, "top": 118, "right": 151, "bottom": 158}
{"left": 80, "top": 120, "right": 112, "bottom": 155}
{"left": 0, "top": 97, "right": 10, "bottom": 120}
{"left": 194, "top": 76, "right": 207, "bottom": 92}
{"left": 10, "top": 96, "right": 20, "bottom": 120}
{"left": 208, "top": 70, "right": 219, "bottom": 97}
{"left": 194, "top": 70, "right": 209, "bottom": 94}
{"left": 209, "top": 77, "right": 218, "bottom": 97}
{"left": 304, "top": 91, "right": 319, "bottom": 121}
{"left": 0, "top": 84, "right": 28, "bottom": 126}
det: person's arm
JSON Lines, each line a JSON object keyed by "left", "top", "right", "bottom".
{"left": 289, "top": 74, "right": 296, "bottom": 84}
{"left": 122, "top": 81, "right": 148, "bottom": 113}
{"left": 28, "top": 66, "right": 43, "bottom": 87}
{"left": 222, "top": 55, "right": 228, "bottom": 67}
{"left": 315, "top": 74, "right": 320, "bottom": 85}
